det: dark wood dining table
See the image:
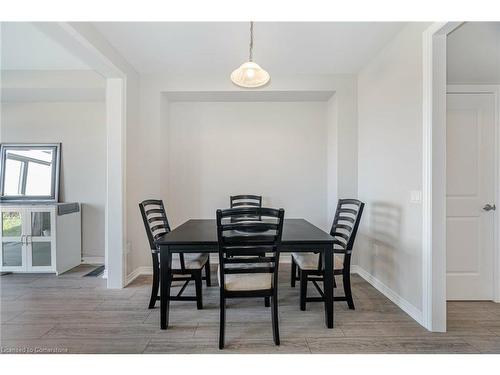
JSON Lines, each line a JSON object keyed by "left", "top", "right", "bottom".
{"left": 155, "top": 218, "right": 337, "bottom": 330}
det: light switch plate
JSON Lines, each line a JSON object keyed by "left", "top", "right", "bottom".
{"left": 410, "top": 190, "right": 422, "bottom": 203}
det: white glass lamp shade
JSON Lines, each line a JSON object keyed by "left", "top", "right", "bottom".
{"left": 230, "top": 61, "right": 270, "bottom": 88}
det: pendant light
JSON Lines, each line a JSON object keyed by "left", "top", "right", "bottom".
{"left": 230, "top": 22, "right": 270, "bottom": 88}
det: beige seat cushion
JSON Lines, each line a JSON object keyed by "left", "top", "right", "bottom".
{"left": 170, "top": 253, "right": 209, "bottom": 270}
{"left": 292, "top": 252, "right": 344, "bottom": 270}
{"left": 217, "top": 265, "right": 272, "bottom": 291}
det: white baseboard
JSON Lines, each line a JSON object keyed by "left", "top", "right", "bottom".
{"left": 81, "top": 256, "right": 105, "bottom": 265}
{"left": 351, "top": 265, "right": 424, "bottom": 327}
{"left": 125, "top": 266, "right": 153, "bottom": 285}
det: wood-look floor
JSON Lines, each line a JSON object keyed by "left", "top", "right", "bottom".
{"left": 1, "top": 264, "right": 500, "bottom": 354}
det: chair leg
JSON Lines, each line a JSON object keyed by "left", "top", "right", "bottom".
{"left": 195, "top": 271, "right": 203, "bottom": 310}
{"left": 291, "top": 258, "right": 296, "bottom": 287}
{"left": 343, "top": 269, "right": 355, "bottom": 310}
{"left": 271, "top": 292, "right": 280, "bottom": 346}
{"left": 149, "top": 254, "right": 160, "bottom": 309}
{"left": 219, "top": 297, "right": 226, "bottom": 350}
{"left": 299, "top": 270, "right": 308, "bottom": 311}
{"left": 265, "top": 296, "right": 270, "bottom": 307}
{"left": 205, "top": 257, "right": 211, "bottom": 287}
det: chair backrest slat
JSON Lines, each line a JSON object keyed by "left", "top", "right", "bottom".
{"left": 145, "top": 208, "right": 165, "bottom": 216}
{"left": 217, "top": 207, "right": 284, "bottom": 291}
{"left": 150, "top": 224, "right": 167, "bottom": 233}
{"left": 231, "top": 201, "right": 261, "bottom": 207}
{"left": 338, "top": 208, "right": 358, "bottom": 215}
{"left": 337, "top": 215, "right": 355, "bottom": 223}
{"left": 334, "top": 239, "right": 347, "bottom": 249}
{"left": 221, "top": 222, "right": 279, "bottom": 232}
{"left": 332, "top": 231, "right": 349, "bottom": 242}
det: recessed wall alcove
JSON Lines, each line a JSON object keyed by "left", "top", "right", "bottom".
{"left": 158, "top": 90, "right": 346, "bottom": 233}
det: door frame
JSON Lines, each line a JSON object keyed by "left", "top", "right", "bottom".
{"left": 422, "top": 20, "right": 500, "bottom": 331}
{"left": 446, "top": 85, "right": 500, "bottom": 302}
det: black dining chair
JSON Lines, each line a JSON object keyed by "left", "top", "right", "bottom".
{"left": 216, "top": 207, "right": 285, "bottom": 349}
{"left": 291, "top": 199, "right": 364, "bottom": 310}
{"left": 139, "top": 199, "right": 211, "bottom": 310}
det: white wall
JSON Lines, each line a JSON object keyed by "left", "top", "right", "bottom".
{"left": 447, "top": 22, "right": 500, "bottom": 84}
{"left": 326, "top": 94, "right": 338, "bottom": 226}
{"left": 356, "top": 23, "right": 431, "bottom": 323}
{"left": 165, "top": 101, "right": 328, "bottom": 230}
{"left": 335, "top": 80, "right": 358, "bottom": 199}
{"left": 1, "top": 101, "right": 106, "bottom": 259}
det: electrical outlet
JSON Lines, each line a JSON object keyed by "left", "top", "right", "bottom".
{"left": 410, "top": 190, "right": 422, "bottom": 204}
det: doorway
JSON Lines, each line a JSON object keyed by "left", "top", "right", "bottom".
{"left": 446, "top": 91, "right": 496, "bottom": 300}
{"left": 25, "top": 22, "right": 128, "bottom": 288}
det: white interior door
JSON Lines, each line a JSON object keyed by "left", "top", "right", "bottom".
{"left": 446, "top": 93, "right": 496, "bottom": 300}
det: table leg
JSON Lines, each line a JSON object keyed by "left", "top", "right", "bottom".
{"left": 160, "top": 245, "right": 172, "bottom": 330}
{"left": 323, "top": 245, "right": 334, "bottom": 328}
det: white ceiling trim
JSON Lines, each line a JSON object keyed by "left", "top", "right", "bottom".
{"left": 1, "top": 87, "right": 105, "bottom": 102}
{"left": 164, "top": 90, "right": 335, "bottom": 102}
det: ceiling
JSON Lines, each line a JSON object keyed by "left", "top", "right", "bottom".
{"left": 93, "top": 22, "right": 406, "bottom": 75}
{"left": 1, "top": 22, "right": 91, "bottom": 70}
{"left": 1, "top": 22, "right": 407, "bottom": 76}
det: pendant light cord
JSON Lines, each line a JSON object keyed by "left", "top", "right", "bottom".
{"left": 249, "top": 21, "right": 254, "bottom": 62}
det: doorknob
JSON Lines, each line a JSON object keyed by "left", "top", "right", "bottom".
{"left": 483, "top": 204, "right": 496, "bottom": 212}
